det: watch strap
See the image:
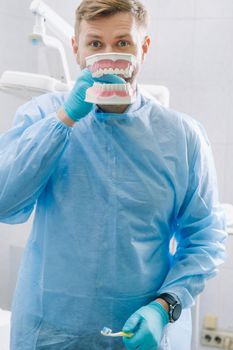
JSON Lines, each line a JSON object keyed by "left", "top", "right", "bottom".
{"left": 158, "top": 293, "right": 182, "bottom": 322}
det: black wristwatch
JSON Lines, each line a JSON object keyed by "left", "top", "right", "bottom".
{"left": 158, "top": 293, "right": 182, "bottom": 323}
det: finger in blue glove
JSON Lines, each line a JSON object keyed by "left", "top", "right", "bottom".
{"left": 64, "top": 68, "right": 127, "bottom": 122}
{"left": 122, "top": 301, "right": 169, "bottom": 350}
{"left": 94, "top": 74, "right": 126, "bottom": 84}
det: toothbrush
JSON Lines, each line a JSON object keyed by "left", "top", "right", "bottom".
{"left": 101, "top": 327, "right": 133, "bottom": 338}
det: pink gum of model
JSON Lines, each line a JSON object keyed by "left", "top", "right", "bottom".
{"left": 87, "top": 59, "right": 132, "bottom": 73}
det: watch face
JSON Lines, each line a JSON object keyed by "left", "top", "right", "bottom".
{"left": 172, "top": 303, "right": 182, "bottom": 321}
{"left": 158, "top": 293, "right": 182, "bottom": 322}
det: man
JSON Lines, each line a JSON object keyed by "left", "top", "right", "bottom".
{"left": 0, "top": 0, "right": 226, "bottom": 349}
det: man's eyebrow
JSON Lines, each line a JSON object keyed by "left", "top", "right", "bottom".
{"left": 86, "top": 34, "right": 103, "bottom": 39}
{"left": 85, "top": 34, "right": 132, "bottom": 40}
{"left": 115, "top": 34, "right": 132, "bottom": 39}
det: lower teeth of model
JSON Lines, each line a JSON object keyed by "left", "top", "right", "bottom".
{"left": 94, "top": 83, "right": 130, "bottom": 91}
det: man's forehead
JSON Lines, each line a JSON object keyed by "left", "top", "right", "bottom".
{"left": 79, "top": 13, "right": 136, "bottom": 37}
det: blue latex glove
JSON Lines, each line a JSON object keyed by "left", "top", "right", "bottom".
{"left": 122, "top": 301, "right": 169, "bottom": 350}
{"left": 64, "top": 68, "right": 126, "bottom": 122}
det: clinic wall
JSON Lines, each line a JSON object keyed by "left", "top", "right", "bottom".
{"left": 141, "top": 0, "right": 233, "bottom": 206}
{"left": 141, "top": 2, "right": 233, "bottom": 349}
{"left": 0, "top": 1, "right": 38, "bottom": 308}
{"left": 0, "top": 1, "right": 233, "bottom": 349}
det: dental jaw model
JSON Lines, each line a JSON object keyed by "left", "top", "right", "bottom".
{"left": 85, "top": 53, "right": 137, "bottom": 105}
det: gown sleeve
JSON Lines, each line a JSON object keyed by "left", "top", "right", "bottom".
{"left": 157, "top": 120, "right": 227, "bottom": 309}
{"left": 0, "top": 95, "right": 71, "bottom": 224}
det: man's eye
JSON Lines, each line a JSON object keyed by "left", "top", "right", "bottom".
{"left": 118, "top": 40, "right": 130, "bottom": 47}
{"left": 90, "top": 41, "right": 102, "bottom": 48}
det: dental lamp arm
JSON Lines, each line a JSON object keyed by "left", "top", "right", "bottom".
{"left": 30, "top": 0, "right": 73, "bottom": 43}
{"left": 29, "top": 0, "right": 74, "bottom": 85}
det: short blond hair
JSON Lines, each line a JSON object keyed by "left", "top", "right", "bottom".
{"left": 75, "top": 0, "right": 149, "bottom": 37}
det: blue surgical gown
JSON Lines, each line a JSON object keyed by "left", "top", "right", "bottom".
{"left": 0, "top": 89, "right": 226, "bottom": 350}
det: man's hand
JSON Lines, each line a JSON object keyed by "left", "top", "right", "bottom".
{"left": 63, "top": 68, "right": 126, "bottom": 122}
{"left": 122, "top": 301, "right": 169, "bottom": 350}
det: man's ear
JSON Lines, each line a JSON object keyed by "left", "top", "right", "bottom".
{"left": 71, "top": 36, "right": 80, "bottom": 64}
{"left": 141, "top": 35, "right": 151, "bottom": 63}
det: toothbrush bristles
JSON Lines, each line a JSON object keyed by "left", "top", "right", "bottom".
{"left": 101, "top": 327, "right": 112, "bottom": 335}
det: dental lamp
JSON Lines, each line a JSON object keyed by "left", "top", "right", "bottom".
{"left": 0, "top": 0, "right": 74, "bottom": 98}
{"left": 29, "top": 0, "right": 74, "bottom": 84}
{"left": 30, "top": 0, "right": 74, "bottom": 44}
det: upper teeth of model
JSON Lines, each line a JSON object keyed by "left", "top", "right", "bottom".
{"left": 86, "top": 53, "right": 136, "bottom": 79}
{"left": 92, "top": 67, "right": 133, "bottom": 78}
